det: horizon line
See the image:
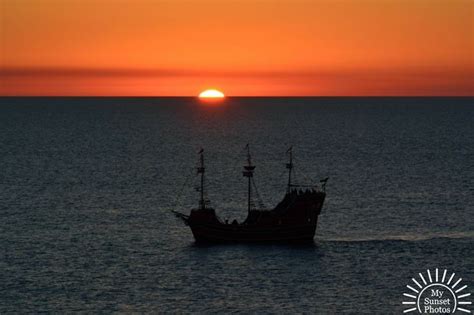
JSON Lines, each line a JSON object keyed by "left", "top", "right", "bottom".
{"left": 1, "top": 95, "right": 472, "bottom": 98}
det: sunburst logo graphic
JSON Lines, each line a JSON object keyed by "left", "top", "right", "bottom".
{"left": 403, "top": 268, "right": 471, "bottom": 314}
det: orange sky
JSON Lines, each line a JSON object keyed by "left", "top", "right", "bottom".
{"left": 1, "top": 0, "right": 473, "bottom": 96}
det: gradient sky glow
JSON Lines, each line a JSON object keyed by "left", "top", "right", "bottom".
{"left": 1, "top": 0, "right": 473, "bottom": 96}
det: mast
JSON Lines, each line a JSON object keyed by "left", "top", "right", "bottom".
{"left": 197, "top": 148, "right": 205, "bottom": 209}
{"left": 286, "top": 146, "right": 293, "bottom": 194}
{"left": 242, "top": 144, "right": 255, "bottom": 214}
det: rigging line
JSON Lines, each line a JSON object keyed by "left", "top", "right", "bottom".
{"left": 215, "top": 145, "right": 252, "bottom": 184}
{"left": 251, "top": 177, "right": 267, "bottom": 209}
{"left": 293, "top": 167, "right": 317, "bottom": 188}
{"left": 172, "top": 167, "right": 195, "bottom": 211}
{"left": 276, "top": 168, "right": 288, "bottom": 186}
{"left": 287, "top": 152, "right": 318, "bottom": 188}
{"left": 203, "top": 174, "right": 211, "bottom": 205}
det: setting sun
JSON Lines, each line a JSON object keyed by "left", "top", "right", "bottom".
{"left": 199, "top": 89, "right": 225, "bottom": 98}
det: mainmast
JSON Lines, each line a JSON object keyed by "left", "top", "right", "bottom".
{"left": 242, "top": 144, "right": 255, "bottom": 214}
{"left": 197, "top": 148, "right": 205, "bottom": 209}
{"left": 286, "top": 146, "right": 293, "bottom": 194}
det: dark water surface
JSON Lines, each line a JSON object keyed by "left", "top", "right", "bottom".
{"left": 1, "top": 97, "right": 473, "bottom": 313}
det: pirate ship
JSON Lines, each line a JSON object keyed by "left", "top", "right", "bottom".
{"left": 173, "top": 146, "right": 328, "bottom": 243}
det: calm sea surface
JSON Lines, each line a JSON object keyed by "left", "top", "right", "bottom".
{"left": 1, "top": 97, "right": 473, "bottom": 313}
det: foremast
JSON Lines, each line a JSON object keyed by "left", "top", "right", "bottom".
{"left": 286, "top": 146, "right": 293, "bottom": 194}
{"left": 197, "top": 148, "right": 206, "bottom": 209}
{"left": 242, "top": 144, "right": 255, "bottom": 214}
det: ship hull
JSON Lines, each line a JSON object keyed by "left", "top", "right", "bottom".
{"left": 174, "top": 190, "right": 326, "bottom": 243}
{"left": 188, "top": 219, "right": 318, "bottom": 243}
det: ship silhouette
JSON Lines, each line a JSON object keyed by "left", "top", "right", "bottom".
{"left": 173, "top": 146, "right": 328, "bottom": 243}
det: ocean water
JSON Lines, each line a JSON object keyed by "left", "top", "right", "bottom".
{"left": 0, "top": 97, "right": 473, "bottom": 313}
